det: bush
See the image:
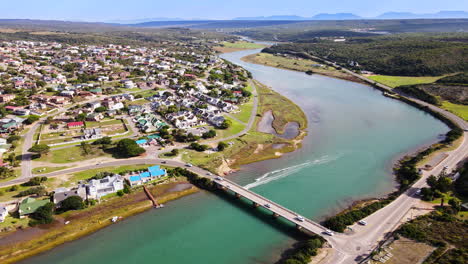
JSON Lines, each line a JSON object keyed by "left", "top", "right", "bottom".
{"left": 92, "top": 136, "right": 112, "bottom": 145}
{"left": 189, "top": 142, "right": 209, "bottom": 152}
{"left": 22, "top": 176, "right": 47, "bottom": 186}
{"left": 117, "top": 190, "right": 124, "bottom": 197}
{"left": 202, "top": 129, "right": 217, "bottom": 139}
{"left": 115, "top": 139, "right": 145, "bottom": 157}
{"left": 30, "top": 202, "right": 54, "bottom": 225}
{"left": 0, "top": 167, "right": 15, "bottom": 180}
{"left": 218, "top": 119, "right": 232, "bottom": 129}
{"left": 59, "top": 196, "right": 85, "bottom": 212}
{"left": 217, "top": 141, "right": 228, "bottom": 151}
{"left": 15, "top": 186, "right": 47, "bottom": 197}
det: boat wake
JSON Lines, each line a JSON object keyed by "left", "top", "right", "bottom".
{"left": 243, "top": 155, "right": 340, "bottom": 190}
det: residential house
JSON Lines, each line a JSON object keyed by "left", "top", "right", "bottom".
{"left": 53, "top": 186, "right": 87, "bottom": 206}
{"left": 0, "top": 206, "right": 8, "bottom": 222}
{"left": 82, "top": 128, "right": 102, "bottom": 140}
{"left": 127, "top": 165, "right": 166, "bottom": 186}
{"left": 0, "top": 94, "right": 15, "bottom": 103}
{"left": 67, "top": 121, "right": 84, "bottom": 129}
{"left": 18, "top": 197, "right": 50, "bottom": 218}
{"left": 86, "top": 175, "right": 124, "bottom": 199}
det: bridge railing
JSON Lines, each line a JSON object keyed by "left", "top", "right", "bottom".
{"left": 219, "top": 178, "right": 327, "bottom": 232}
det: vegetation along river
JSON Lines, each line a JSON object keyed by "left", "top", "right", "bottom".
{"left": 23, "top": 48, "right": 449, "bottom": 264}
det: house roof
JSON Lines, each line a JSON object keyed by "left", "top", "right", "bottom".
{"left": 67, "top": 121, "right": 84, "bottom": 127}
{"left": 19, "top": 198, "right": 49, "bottom": 216}
{"left": 140, "top": 171, "right": 151, "bottom": 178}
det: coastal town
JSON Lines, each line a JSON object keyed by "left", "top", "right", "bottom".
{"left": 0, "top": 39, "right": 255, "bottom": 227}
{"left": 0, "top": 7, "right": 467, "bottom": 264}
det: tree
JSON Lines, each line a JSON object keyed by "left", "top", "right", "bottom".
{"left": 7, "top": 135, "right": 21, "bottom": 143}
{"left": 29, "top": 144, "right": 50, "bottom": 157}
{"left": 427, "top": 175, "right": 438, "bottom": 189}
{"left": 217, "top": 141, "right": 228, "bottom": 151}
{"left": 75, "top": 113, "right": 87, "bottom": 122}
{"left": 59, "top": 196, "right": 85, "bottom": 212}
{"left": 24, "top": 115, "right": 40, "bottom": 125}
{"left": 0, "top": 167, "right": 15, "bottom": 180}
{"left": 219, "top": 119, "right": 232, "bottom": 129}
{"left": 448, "top": 198, "right": 461, "bottom": 213}
{"left": 189, "top": 142, "right": 209, "bottom": 152}
{"left": 115, "top": 139, "right": 145, "bottom": 157}
{"left": 80, "top": 142, "right": 92, "bottom": 155}
{"left": 30, "top": 202, "right": 54, "bottom": 225}
{"left": 22, "top": 176, "right": 47, "bottom": 186}
{"left": 94, "top": 106, "right": 106, "bottom": 113}
{"left": 202, "top": 129, "right": 217, "bottom": 139}
{"left": 93, "top": 136, "right": 112, "bottom": 145}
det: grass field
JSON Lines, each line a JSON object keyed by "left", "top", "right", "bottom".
{"left": 368, "top": 75, "right": 444, "bottom": 88}
{"left": 221, "top": 41, "right": 266, "bottom": 49}
{"left": 85, "top": 119, "right": 123, "bottom": 128}
{"left": 441, "top": 101, "right": 468, "bottom": 121}
{"left": 69, "top": 164, "right": 158, "bottom": 183}
{"left": 215, "top": 116, "right": 246, "bottom": 139}
{"left": 32, "top": 166, "right": 71, "bottom": 174}
{"left": 34, "top": 146, "right": 111, "bottom": 164}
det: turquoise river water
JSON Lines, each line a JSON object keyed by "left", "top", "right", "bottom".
{"left": 23, "top": 48, "right": 449, "bottom": 264}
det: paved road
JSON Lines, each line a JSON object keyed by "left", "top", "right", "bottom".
{"left": 292, "top": 53, "right": 468, "bottom": 263}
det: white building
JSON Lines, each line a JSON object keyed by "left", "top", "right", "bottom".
{"left": 0, "top": 206, "right": 8, "bottom": 222}
{"left": 86, "top": 175, "right": 124, "bottom": 199}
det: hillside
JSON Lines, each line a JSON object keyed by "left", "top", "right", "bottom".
{"left": 263, "top": 34, "right": 468, "bottom": 76}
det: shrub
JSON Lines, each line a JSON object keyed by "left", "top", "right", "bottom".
{"left": 59, "top": 196, "right": 85, "bottom": 212}
{"left": 30, "top": 202, "right": 54, "bottom": 225}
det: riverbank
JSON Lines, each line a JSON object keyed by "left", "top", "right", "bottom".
{"left": 0, "top": 178, "right": 198, "bottom": 264}
{"left": 241, "top": 52, "right": 364, "bottom": 84}
{"left": 181, "top": 80, "right": 308, "bottom": 175}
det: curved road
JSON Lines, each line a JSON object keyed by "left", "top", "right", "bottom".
{"left": 6, "top": 56, "right": 468, "bottom": 264}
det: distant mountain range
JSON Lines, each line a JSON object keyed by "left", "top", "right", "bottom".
{"left": 232, "top": 11, "right": 468, "bottom": 21}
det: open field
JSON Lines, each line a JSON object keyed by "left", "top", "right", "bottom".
{"left": 441, "top": 101, "right": 468, "bottom": 121}
{"left": 85, "top": 119, "right": 123, "bottom": 128}
{"left": 32, "top": 166, "right": 71, "bottom": 175}
{"left": 242, "top": 52, "right": 361, "bottom": 83}
{"left": 215, "top": 116, "right": 246, "bottom": 139}
{"left": 214, "top": 41, "right": 267, "bottom": 53}
{"left": 373, "top": 237, "right": 434, "bottom": 264}
{"left": 368, "top": 75, "right": 445, "bottom": 88}
{"left": 33, "top": 146, "right": 111, "bottom": 164}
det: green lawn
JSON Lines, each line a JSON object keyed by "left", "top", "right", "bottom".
{"left": 221, "top": 41, "right": 266, "bottom": 49}
{"left": 32, "top": 166, "right": 71, "bottom": 174}
{"left": 215, "top": 116, "right": 246, "bottom": 139}
{"left": 85, "top": 119, "right": 123, "bottom": 128}
{"left": 368, "top": 75, "right": 444, "bottom": 88}
{"left": 34, "top": 146, "right": 111, "bottom": 164}
{"left": 232, "top": 98, "right": 254, "bottom": 123}
{"left": 69, "top": 164, "right": 159, "bottom": 182}
{"left": 441, "top": 101, "right": 468, "bottom": 121}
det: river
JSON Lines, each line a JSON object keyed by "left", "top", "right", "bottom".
{"left": 22, "top": 48, "right": 448, "bottom": 264}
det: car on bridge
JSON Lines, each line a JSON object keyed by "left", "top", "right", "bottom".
{"left": 215, "top": 176, "right": 223, "bottom": 181}
{"left": 295, "top": 215, "right": 304, "bottom": 222}
{"left": 324, "top": 230, "right": 334, "bottom": 236}
{"left": 264, "top": 203, "right": 271, "bottom": 208}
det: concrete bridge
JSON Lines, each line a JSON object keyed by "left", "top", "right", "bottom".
{"left": 213, "top": 177, "right": 330, "bottom": 236}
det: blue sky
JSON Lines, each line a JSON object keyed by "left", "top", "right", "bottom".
{"left": 2, "top": 0, "right": 467, "bottom": 21}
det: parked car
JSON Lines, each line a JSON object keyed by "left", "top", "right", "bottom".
{"left": 358, "top": 220, "right": 367, "bottom": 226}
